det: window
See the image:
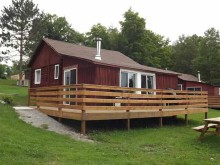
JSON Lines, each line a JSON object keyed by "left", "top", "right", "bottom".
{"left": 141, "top": 75, "right": 154, "bottom": 89}
{"left": 34, "top": 69, "right": 41, "bottom": 84}
{"left": 54, "top": 64, "right": 59, "bottom": 79}
{"left": 218, "top": 88, "right": 220, "bottom": 95}
{"left": 120, "top": 71, "right": 136, "bottom": 88}
{"left": 141, "top": 75, "right": 155, "bottom": 94}
{"left": 186, "top": 87, "right": 202, "bottom": 91}
{"left": 177, "top": 84, "right": 183, "bottom": 90}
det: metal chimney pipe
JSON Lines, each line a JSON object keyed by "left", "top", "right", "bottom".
{"left": 198, "top": 71, "right": 201, "bottom": 82}
{"left": 95, "top": 38, "right": 102, "bottom": 60}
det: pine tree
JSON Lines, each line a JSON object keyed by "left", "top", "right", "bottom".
{"left": 0, "top": 0, "right": 39, "bottom": 85}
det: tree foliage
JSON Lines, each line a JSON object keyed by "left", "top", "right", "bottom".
{"left": 0, "top": 0, "right": 39, "bottom": 83}
{"left": 193, "top": 28, "right": 220, "bottom": 85}
{"left": 29, "top": 13, "right": 84, "bottom": 54}
{"left": 171, "top": 35, "right": 202, "bottom": 74}
{"left": 85, "top": 23, "right": 120, "bottom": 50}
{"left": 118, "top": 8, "right": 172, "bottom": 69}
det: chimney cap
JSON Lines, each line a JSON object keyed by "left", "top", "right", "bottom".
{"left": 94, "top": 37, "right": 102, "bottom": 41}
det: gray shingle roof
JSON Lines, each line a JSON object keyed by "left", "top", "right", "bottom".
{"left": 40, "top": 38, "right": 179, "bottom": 75}
{"left": 178, "top": 73, "right": 199, "bottom": 82}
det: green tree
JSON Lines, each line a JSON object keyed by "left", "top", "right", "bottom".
{"left": 118, "top": 8, "right": 172, "bottom": 69}
{"left": 0, "top": 64, "right": 10, "bottom": 78}
{"left": 85, "top": 23, "right": 110, "bottom": 49}
{"left": 0, "top": 0, "right": 39, "bottom": 85}
{"left": 171, "top": 34, "right": 202, "bottom": 74}
{"left": 29, "top": 13, "right": 84, "bottom": 54}
{"left": 119, "top": 8, "right": 146, "bottom": 63}
{"left": 194, "top": 28, "right": 220, "bottom": 85}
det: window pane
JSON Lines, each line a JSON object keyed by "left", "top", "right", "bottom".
{"left": 70, "top": 69, "right": 76, "bottom": 84}
{"left": 187, "top": 88, "right": 194, "bottom": 91}
{"left": 129, "top": 73, "right": 135, "bottom": 88}
{"left": 64, "top": 71, "right": 70, "bottom": 85}
{"left": 195, "top": 87, "right": 201, "bottom": 91}
{"left": 55, "top": 65, "right": 59, "bottom": 79}
{"left": 141, "top": 75, "right": 147, "bottom": 88}
{"left": 121, "top": 72, "right": 128, "bottom": 87}
{"left": 147, "top": 76, "right": 153, "bottom": 89}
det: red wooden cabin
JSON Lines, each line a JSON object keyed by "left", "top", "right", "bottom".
{"left": 178, "top": 73, "right": 220, "bottom": 96}
{"left": 28, "top": 38, "right": 180, "bottom": 90}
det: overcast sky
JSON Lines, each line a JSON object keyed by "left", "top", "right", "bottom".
{"left": 1, "top": 0, "right": 220, "bottom": 43}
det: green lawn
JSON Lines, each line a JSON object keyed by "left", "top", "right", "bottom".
{"left": 0, "top": 79, "right": 28, "bottom": 105}
{"left": 0, "top": 103, "right": 220, "bottom": 165}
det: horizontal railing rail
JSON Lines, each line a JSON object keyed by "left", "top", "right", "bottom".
{"left": 29, "top": 84, "right": 208, "bottom": 111}
{"left": 208, "top": 96, "right": 220, "bottom": 108}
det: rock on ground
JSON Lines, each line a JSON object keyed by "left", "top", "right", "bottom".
{"left": 13, "top": 106, "right": 92, "bottom": 142}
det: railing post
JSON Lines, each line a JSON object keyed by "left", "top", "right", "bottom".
{"left": 126, "top": 97, "right": 131, "bottom": 131}
{"left": 58, "top": 87, "right": 62, "bottom": 122}
{"left": 185, "top": 92, "right": 189, "bottom": 126}
{"left": 81, "top": 87, "right": 86, "bottom": 135}
{"left": 36, "top": 89, "right": 39, "bottom": 109}
{"left": 159, "top": 90, "right": 163, "bottom": 128}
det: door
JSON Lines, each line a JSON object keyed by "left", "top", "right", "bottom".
{"left": 63, "top": 68, "right": 77, "bottom": 105}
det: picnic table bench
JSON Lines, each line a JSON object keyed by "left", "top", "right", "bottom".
{"left": 192, "top": 117, "right": 220, "bottom": 140}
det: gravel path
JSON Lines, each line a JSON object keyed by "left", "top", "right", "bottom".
{"left": 13, "top": 106, "right": 92, "bottom": 142}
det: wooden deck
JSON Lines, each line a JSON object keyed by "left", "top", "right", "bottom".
{"left": 29, "top": 84, "right": 208, "bottom": 134}
{"left": 208, "top": 96, "right": 220, "bottom": 109}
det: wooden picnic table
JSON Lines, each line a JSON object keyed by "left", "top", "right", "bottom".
{"left": 199, "top": 117, "right": 220, "bottom": 140}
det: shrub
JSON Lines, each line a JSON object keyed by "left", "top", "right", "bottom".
{"left": 1, "top": 95, "right": 14, "bottom": 105}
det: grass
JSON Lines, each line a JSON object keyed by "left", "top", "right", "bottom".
{"left": 0, "top": 79, "right": 28, "bottom": 105}
{"left": 0, "top": 103, "right": 220, "bottom": 165}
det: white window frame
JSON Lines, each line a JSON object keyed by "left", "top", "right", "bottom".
{"left": 177, "top": 84, "right": 183, "bottom": 91}
{"left": 34, "top": 69, "right": 41, "bottom": 84}
{"left": 218, "top": 88, "right": 220, "bottom": 95}
{"left": 119, "top": 69, "right": 156, "bottom": 89}
{"left": 54, "top": 64, "right": 59, "bottom": 79}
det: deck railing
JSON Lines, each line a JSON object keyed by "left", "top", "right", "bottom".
{"left": 29, "top": 84, "right": 208, "bottom": 134}
{"left": 208, "top": 96, "right": 220, "bottom": 108}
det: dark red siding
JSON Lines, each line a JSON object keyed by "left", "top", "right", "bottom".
{"left": 62, "top": 56, "right": 96, "bottom": 84}
{"left": 178, "top": 79, "right": 218, "bottom": 96}
{"left": 30, "top": 43, "right": 61, "bottom": 88}
{"left": 156, "top": 74, "right": 178, "bottom": 89}
{"left": 95, "top": 65, "right": 119, "bottom": 86}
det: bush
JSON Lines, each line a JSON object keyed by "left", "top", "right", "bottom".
{"left": 1, "top": 95, "right": 14, "bottom": 105}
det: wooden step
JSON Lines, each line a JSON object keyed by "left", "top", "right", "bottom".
{"left": 192, "top": 124, "right": 218, "bottom": 132}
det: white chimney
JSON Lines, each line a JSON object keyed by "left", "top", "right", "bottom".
{"left": 95, "top": 38, "right": 102, "bottom": 60}
{"left": 198, "top": 71, "right": 201, "bottom": 82}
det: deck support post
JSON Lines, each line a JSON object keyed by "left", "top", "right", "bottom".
{"left": 205, "top": 112, "right": 208, "bottom": 119}
{"left": 126, "top": 110, "right": 130, "bottom": 130}
{"left": 159, "top": 117, "right": 163, "bottom": 128}
{"left": 185, "top": 114, "right": 188, "bottom": 126}
{"left": 159, "top": 108, "right": 163, "bottom": 128}
{"left": 81, "top": 110, "right": 86, "bottom": 135}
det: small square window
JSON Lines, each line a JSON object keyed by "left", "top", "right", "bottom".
{"left": 54, "top": 64, "right": 59, "bottom": 79}
{"left": 34, "top": 69, "right": 41, "bottom": 84}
